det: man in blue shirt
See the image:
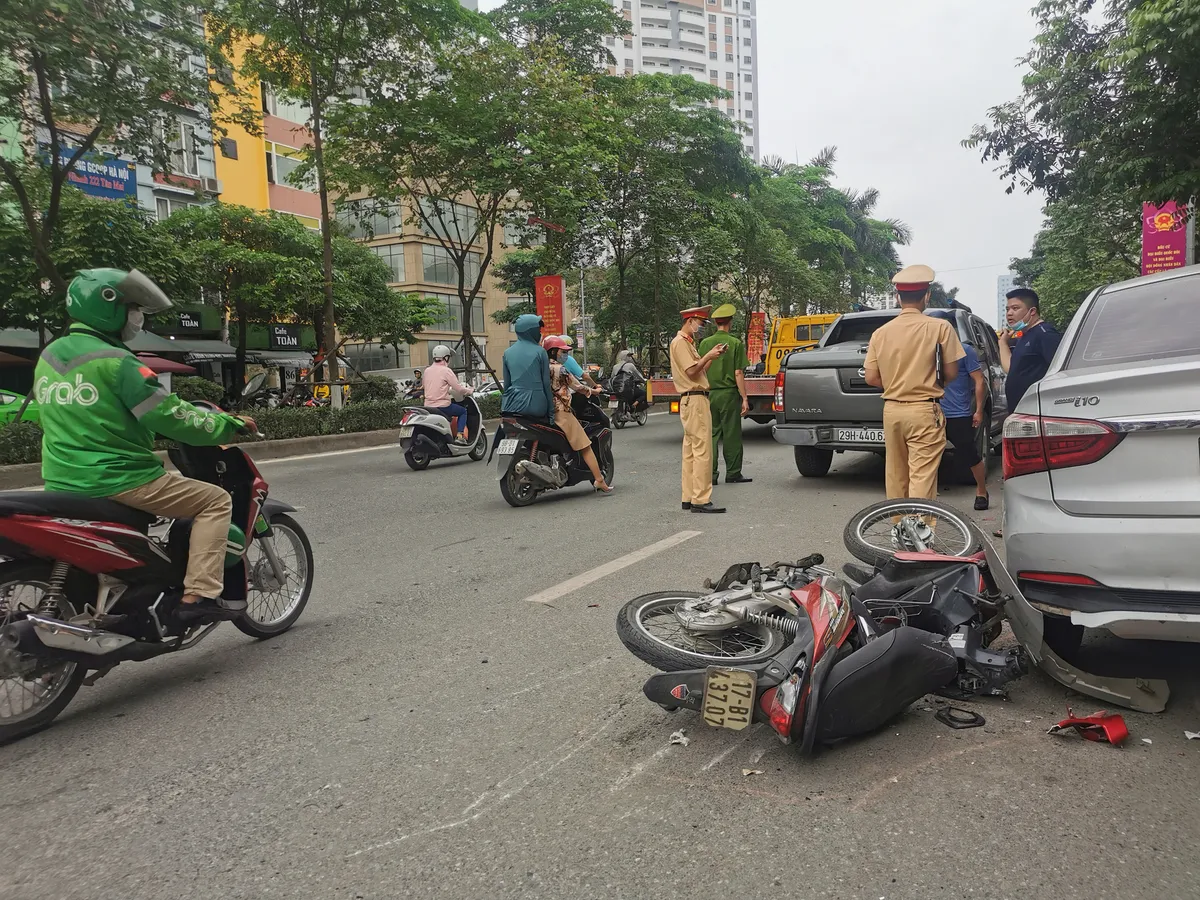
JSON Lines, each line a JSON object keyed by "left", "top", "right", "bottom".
{"left": 939, "top": 342, "right": 990, "bottom": 509}
{"left": 560, "top": 335, "right": 609, "bottom": 428}
{"left": 1000, "top": 288, "right": 1061, "bottom": 411}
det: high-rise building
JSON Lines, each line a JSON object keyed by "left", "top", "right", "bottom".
{"left": 607, "top": 0, "right": 759, "bottom": 161}
{"left": 996, "top": 272, "right": 1018, "bottom": 325}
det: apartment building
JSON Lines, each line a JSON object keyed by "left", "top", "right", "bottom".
{"left": 608, "top": 0, "right": 760, "bottom": 161}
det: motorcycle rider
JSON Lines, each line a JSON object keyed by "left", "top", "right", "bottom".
{"left": 423, "top": 346, "right": 474, "bottom": 442}
{"left": 34, "top": 269, "right": 255, "bottom": 623}
{"left": 501, "top": 314, "right": 555, "bottom": 421}
{"left": 612, "top": 349, "right": 648, "bottom": 411}
{"left": 559, "top": 335, "right": 610, "bottom": 429}
{"left": 544, "top": 336, "right": 613, "bottom": 494}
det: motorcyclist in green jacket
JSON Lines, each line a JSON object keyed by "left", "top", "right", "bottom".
{"left": 34, "top": 269, "right": 256, "bottom": 623}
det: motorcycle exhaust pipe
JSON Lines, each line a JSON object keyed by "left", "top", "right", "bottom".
{"left": 25, "top": 614, "right": 137, "bottom": 656}
{"left": 515, "top": 458, "right": 561, "bottom": 488}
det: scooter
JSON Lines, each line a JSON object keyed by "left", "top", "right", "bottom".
{"left": 609, "top": 392, "right": 649, "bottom": 429}
{"left": 492, "top": 410, "right": 614, "bottom": 508}
{"left": 398, "top": 393, "right": 488, "bottom": 471}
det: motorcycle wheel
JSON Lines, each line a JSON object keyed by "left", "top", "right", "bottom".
{"left": 843, "top": 499, "right": 978, "bottom": 569}
{"left": 599, "top": 447, "right": 615, "bottom": 486}
{"left": 236, "top": 514, "right": 314, "bottom": 639}
{"left": 404, "top": 449, "right": 431, "bottom": 471}
{"left": 616, "top": 591, "right": 787, "bottom": 672}
{"left": 635, "top": 409, "right": 648, "bottom": 426}
{"left": 612, "top": 412, "right": 626, "bottom": 430}
{"left": 468, "top": 430, "right": 488, "bottom": 462}
{"left": 500, "top": 469, "right": 539, "bottom": 508}
{"left": 0, "top": 561, "right": 86, "bottom": 744}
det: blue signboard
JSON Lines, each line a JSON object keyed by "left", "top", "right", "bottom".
{"left": 43, "top": 146, "right": 137, "bottom": 200}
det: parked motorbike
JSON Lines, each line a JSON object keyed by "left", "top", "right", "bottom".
{"left": 398, "top": 394, "right": 488, "bottom": 471}
{"left": 0, "top": 423, "right": 314, "bottom": 742}
{"left": 492, "top": 411, "right": 614, "bottom": 508}
{"left": 616, "top": 499, "right": 1171, "bottom": 753}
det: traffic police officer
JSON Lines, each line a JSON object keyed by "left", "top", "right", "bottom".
{"left": 670, "top": 305, "right": 728, "bottom": 514}
{"left": 863, "top": 265, "right": 965, "bottom": 500}
{"left": 698, "top": 303, "right": 752, "bottom": 485}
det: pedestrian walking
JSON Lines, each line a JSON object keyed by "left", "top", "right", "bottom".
{"left": 939, "top": 337, "right": 990, "bottom": 509}
{"left": 670, "top": 305, "right": 728, "bottom": 514}
{"left": 999, "top": 287, "right": 1061, "bottom": 411}
{"left": 863, "top": 265, "right": 966, "bottom": 500}
{"left": 698, "top": 303, "right": 752, "bottom": 485}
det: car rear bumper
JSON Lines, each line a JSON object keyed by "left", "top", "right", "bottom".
{"left": 772, "top": 422, "right": 958, "bottom": 453}
{"left": 1006, "top": 472, "right": 1200, "bottom": 639}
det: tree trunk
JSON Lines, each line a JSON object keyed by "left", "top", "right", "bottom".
{"left": 308, "top": 69, "right": 340, "bottom": 408}
{"left": 233, "top": 300, "right": 248, "bottom": 398}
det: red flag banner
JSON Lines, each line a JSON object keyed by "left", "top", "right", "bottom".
{"left": 1142, "top": 201, "right": 1189, "bottom": 276}
{"left": 747, "top": 312, "right": 767, "bottom": 364}
{"left": 534, "top": 275, "right": 566, "bottom": 337}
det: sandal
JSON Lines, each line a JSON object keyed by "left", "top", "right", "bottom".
{"left": 595, "top": 481, "right": 615, "bottom": 495}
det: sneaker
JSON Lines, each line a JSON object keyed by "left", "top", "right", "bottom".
{"left": 174, "top": 597, "right": 246, "bottom": 624}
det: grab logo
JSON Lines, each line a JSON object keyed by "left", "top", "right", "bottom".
{"left": 35, "top": 374, "right": 100, "bottom": 407}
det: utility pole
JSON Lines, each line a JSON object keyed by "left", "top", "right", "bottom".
{"left": 579, "top": 263, "right": 587, "bottom": 367}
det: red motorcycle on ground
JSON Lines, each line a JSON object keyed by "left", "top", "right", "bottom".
{"left": 0, "top": 436, "right": 314, "bottom": 742}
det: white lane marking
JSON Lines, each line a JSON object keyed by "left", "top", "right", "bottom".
{"left": 256, "top": 444, "right": 396, "bottom": 465}
{"left": 521, "top": 530, "right": 702, "bottom": 605}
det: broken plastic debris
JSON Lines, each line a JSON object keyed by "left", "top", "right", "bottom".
{"left": 742, "top": 768, "right": 764, "bottom": 777}
{"left": 1185, "top": 731, "right": 1200, "bottom": 741}
{"left": 1142, "top": 738, "right": 1152, "bottom": 745}
{"left": 1046, "top": 708, "right": 1129, "bottom": 746}
{"left": 669, "top": 729, "right": 690, "bottom": 747}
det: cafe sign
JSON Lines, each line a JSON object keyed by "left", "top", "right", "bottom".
{"left": 269, "top": 324, "right": 301, "bottom": 349}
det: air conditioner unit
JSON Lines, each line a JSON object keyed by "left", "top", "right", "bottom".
{"left": 202, "top": 177, "right": 222, "bottom": 194}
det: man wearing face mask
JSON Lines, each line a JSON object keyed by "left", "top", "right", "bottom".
{"left": 35, "top": 269, "right": 255, "bottom": 624}
{"left": 670, "top": 305, "right": 729, "bottom": 514}
{"left": 999, "top": 287, "right": 1061, "bottom": 412}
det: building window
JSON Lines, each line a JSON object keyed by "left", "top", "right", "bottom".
{"left": 418, "top": 198, "right": 479, "bottom": 244}
{"left": 709, "top": 50, "right": 717, "bottom": 59}
{"left": 422, "top": 244, "right": 480, "bottom": 287}
{"left": 743, "top": 37, "right": 751, "bottom": 45}
{"left": 743, "top": 18, "right": 751, "bottom": 27}
{"left": 708, "top": 13, "right": 716, "bottom": 21}
{"left": 624, "top": 38, "right": 633, "bottom": 48}
{"left": 426, "top": 292, "right": 485, "bottom": 334}
{"left": 726, "top": 53, "right": 734, "bottom": 61}
{"left": 503, "top": 219, "right": 544, "bottom": 248}
{"left": 155, "top": 197, "right": 196, "bottom": 221}
{"left": 743, "top": 1, "right": 751, "bottom": 8}
{"left": 625, "top": 58, "right": 634, "bottom": 68}
{"left": 343, "top": 341, "right": 411, "bottom": 373}
{"left": 261, "top": 83, "right": 311, "bottom": 126}
{"left": 725, "top": 16, "right": 732, "bottom": 24}
{"left": 744, "top": 73, "right": 753, "bottom": 81}
{"left": 724, "top": 34, "right": 732, "bottom": 42}
{"left": 709, "top": 32, "right": 716, "bottom": 40}
{"left": 338, "top": 199, "right": 404, "bottom": 239}
{"left": 744, "top": 55, "right": 752, "bottom": 63}
{"left": 710, "top": 68, "right": 718, "bottom": 77}
{"left": 167, "top": 120, "right": 201, "bottom": 178}
{"left": 745, "top": 91, "right": 753, "bottom": 100}
{"left": 265, "top": 143, "right": 314, "bottom": 191}
{"left": 371, "top": 243, "right": 406, "bottom": 283}
{"left": 745, "top": 110, "right": 754, "bottom": 119}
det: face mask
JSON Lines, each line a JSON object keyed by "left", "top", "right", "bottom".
{"left": 1010, "top": 319, "right": 1027, "bottom": 333}
{"left": 121, "top": 307, "right": 144, "bottom": 342}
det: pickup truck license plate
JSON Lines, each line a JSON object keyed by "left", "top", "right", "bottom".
{"left": 497, "top": 438, "right": 519, "bottom": 455}
{"left": 398, "top": 426, "right": 414, "bottom": 439}
{"left": 702, "top": 667, "right": 756, "bottom": 731}
{"left": 837, "top": 427, "right": 884, "bottom": 443}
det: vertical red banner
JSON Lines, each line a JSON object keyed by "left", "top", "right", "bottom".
{"left": 1142, "top": 201, "right": 1189, "bottom": 276}
{"left": 534, "top": 275, "right": 565, "bottom": 337}
{"left": 747, "top": 312, "right": 767, "bottom": 363}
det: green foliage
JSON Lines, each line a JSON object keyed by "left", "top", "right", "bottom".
{"left": 325, "top": 239, "right": 441, "bottom": 346}
{"left": 0, "top": 423, "right": 42, "bottom": 466}
{"left": 478, "top": 393, "right": 502, "bottom": 420}
{"left": 233, "top": 401, "right": 405, "bottom": 441}
{"left": 173, "top": 376, "right": 226, "bottom": 405}
{"left": 488, "top": 0, "right": 630, "bottom": 72}
{"left": 350, "top": 374, "right": 399, "bottom": 403}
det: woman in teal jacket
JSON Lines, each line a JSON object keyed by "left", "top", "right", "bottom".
{"left": 501, "top": 315, "right": 555, "bottom": 421}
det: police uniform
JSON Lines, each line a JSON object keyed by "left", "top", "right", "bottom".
{"left": 698, "top": 304, "right": 751, "bottom": 483}
{"left": 669, "top": 306, "right": 720, "bottom": 511}
{"left": 864, "top": 265, "right": 966, "bottom": 500}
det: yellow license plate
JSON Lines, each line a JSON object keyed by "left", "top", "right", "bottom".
{"left": 701, "top": 667, "right": 757, "bottom": 731}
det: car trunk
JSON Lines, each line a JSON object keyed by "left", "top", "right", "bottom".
{"left": 782, "top": 344, "right": 882, "bottom": 422}
{"left": 1041, "top": 356, "right": 1200, "bottom": 516}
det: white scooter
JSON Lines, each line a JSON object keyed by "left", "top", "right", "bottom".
{"left": 398, "top": 393, "right": 488, "bottom": 470}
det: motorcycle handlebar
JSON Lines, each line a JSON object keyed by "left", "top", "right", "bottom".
{"left": 795, "top": 553, "right": 825, "bottom": 569}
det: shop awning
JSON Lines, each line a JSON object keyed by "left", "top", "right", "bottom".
{"left": 0, "top": 350, "right": 31, "bottom": 366}
{"left": 0, "top": 329, "right": 43, "bottom": 350}
{"left": 252, "top": 350, "right": 314, "bottom": 367}
{"left": 126, "top": 331, "right": 181, "bottom": 354}
{"left": 136, "top": 353, "right": 197, "bottom": 375}
{"left": 153, "top": 337, "right": 239, "bottom": 360}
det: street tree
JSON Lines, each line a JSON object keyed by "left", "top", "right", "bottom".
{"left": 0, "top": 0, "right": 221, "bottom": 297}
{"left": 0, "top": 191, "right": 192, "bottom": 343}
{"left": 214, "top": 0, "right": 469, "bottom": 394}
{"left": 490, "top": 248, "right": 545, "bottom": 324}
{"left": 325, "top": 36, "right": 608, "bottom": 381}
{"left": 488, "top": 0, "right": 630, "bottom": 73}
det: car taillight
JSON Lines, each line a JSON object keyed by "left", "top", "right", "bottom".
{"left": 1002, "top": 414, "right": 1123, "bottom": 479}
{"left": 1018, "top": 571, "right": 1103, "bottom": 587}
{"left": 772, "top": 371, "right": 785, "bottom": 413}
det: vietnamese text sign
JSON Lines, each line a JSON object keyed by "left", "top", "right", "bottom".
{"left": 747, "top": 312, "right": 767, "bottom": 364}
{"left": 43, "top": 146, "right": 137, "bottom": 201}
{"left": 1142, "top": 201, "right": 1190, "bottom": 276}
{"left": 534, "top": 275, "right": 566, "bottom": 337}
{"left": 269, "top": 324, "right": 301, "bottom": 349}
{"left": 178, "top": 311, "right": 203, "bottom": 331}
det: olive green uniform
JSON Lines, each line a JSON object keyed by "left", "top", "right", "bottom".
{"left": 698, "top": 330, "right": 749, "bottom": 481}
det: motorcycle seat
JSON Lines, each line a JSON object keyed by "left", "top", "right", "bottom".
{"left": 0, "top": 491, "right": 157, "bottom": 531}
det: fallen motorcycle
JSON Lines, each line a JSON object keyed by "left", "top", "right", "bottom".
{"left": 0, "top": 434, "right": 314, "bottom": 742}
{"left": 615, "top": 500, "right": 1170, "bottom": 754}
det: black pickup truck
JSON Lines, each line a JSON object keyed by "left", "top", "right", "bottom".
{"left": 771, "top": 308, "right": 1009, "bottom": 477}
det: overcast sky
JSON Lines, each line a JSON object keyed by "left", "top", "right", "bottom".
{"left": 479, "top": 0, "right": 1044, "bottom": 326}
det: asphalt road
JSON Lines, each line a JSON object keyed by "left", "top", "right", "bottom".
{"left": 3, "top": 415, "right": 1199, "bottom": 900}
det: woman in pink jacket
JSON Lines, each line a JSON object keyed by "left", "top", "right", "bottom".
{"left": 423, "top": 346, "right": 473, "bottom": 442}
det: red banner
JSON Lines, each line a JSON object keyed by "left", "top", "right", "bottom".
{"left": 535, "top": 275, "right": 566, "bottom": 337}
{"left": 747, "top": 312, "right": 767, "bottom": 364}
{"left": 1142, "top": 201, "right": 1190, "bottom": 276}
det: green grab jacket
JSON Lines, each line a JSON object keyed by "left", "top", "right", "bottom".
{"left": 34, "top": 325, "right": 245, "bottom": 497}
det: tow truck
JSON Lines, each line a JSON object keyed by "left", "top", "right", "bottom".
{"left": 647, "top": 313, "right": 838, "bottom": 423}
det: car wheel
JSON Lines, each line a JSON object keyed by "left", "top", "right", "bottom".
{"left": 794, "top": 447, "right": 833, "bottom": 477}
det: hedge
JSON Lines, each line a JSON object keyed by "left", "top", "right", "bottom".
{"left": 173, "top": 376, "right": 226, "bottom": 405}
{"left": 0, "top": 397, "right": 505, "bottom": 467}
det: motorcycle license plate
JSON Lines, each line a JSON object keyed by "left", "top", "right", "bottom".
{"left": 837, "top": 427, "right": 884, "bottom": 443}
{"left": 498, "top": 438, "right": 519, "bottom": 455}
{"left": 398, "top": 425, "right": 414, "bottom": 439}
{"left": 701, "top": 667, "right": 756, "bottom": 731}
{"left": 608, "top": 400, "right": 619, "bottom": 409}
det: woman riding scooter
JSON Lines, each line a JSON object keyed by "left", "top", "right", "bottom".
{"left": 545, "top": 336, "right": 613, "bottom": 494}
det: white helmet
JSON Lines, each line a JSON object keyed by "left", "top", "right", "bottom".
{"left": 432, "top": 345, "right": 453, "bottom": 361}
{"left": 560, "top": 335, "right": 574, "bottom": 348}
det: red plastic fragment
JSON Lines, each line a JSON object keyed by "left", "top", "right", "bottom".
{"left": 1046, "top": 707, "right": 1130, "bottom": 746}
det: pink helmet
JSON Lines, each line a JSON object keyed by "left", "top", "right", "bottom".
{"left": 542, "top": 335, "right": 570, "bottom": 351}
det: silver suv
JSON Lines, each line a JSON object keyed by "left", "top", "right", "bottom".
{"left": 1004, "top": 264, "right": 1200, "bottom": 653}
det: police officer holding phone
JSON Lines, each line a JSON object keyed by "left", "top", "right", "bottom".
{"left": 670, "top": 305, "right": 728, "bottom": 514}
{"left": 864, "top": 265, "right": 966, "bottom": 500}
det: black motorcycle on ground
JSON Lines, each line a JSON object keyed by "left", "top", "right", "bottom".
{"left": 492, "top": 412, "right": 615, "bottom": 508}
